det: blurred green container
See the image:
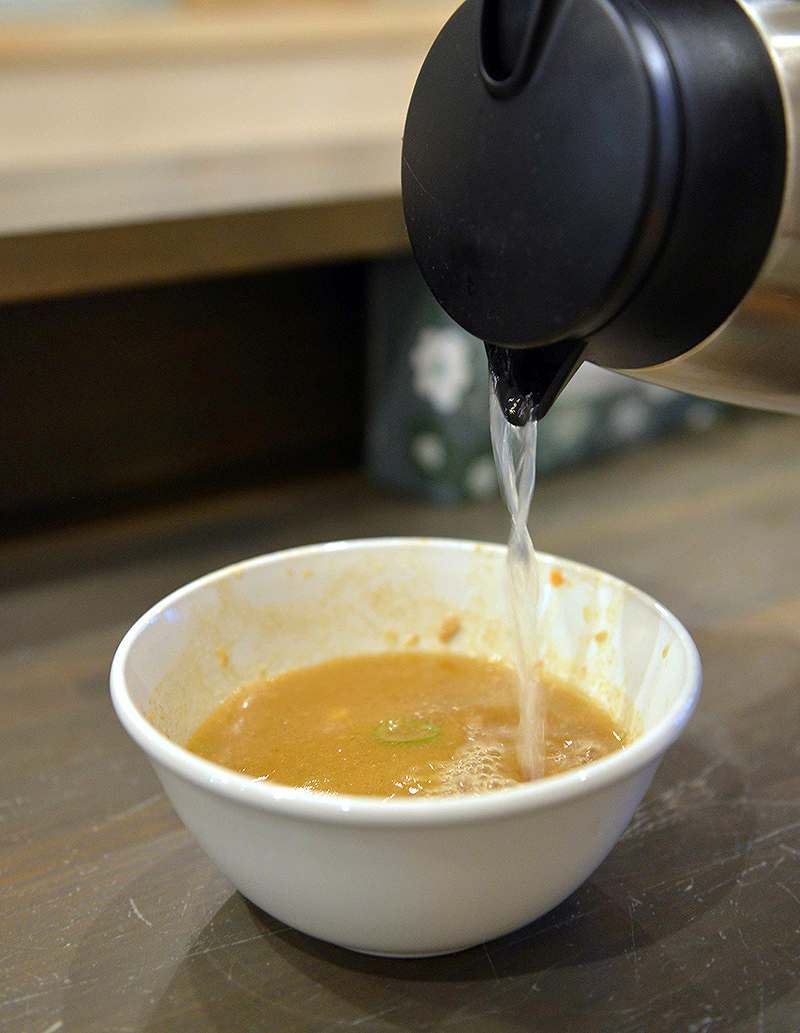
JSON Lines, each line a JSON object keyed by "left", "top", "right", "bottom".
{"left": 366, "top": 258, "right": 725, "bottom": 502}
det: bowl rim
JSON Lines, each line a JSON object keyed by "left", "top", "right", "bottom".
{"left": 110, "top": 537, "right": 701, "bottom": 827}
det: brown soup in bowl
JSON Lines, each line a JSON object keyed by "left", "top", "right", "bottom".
{"left": 188, "top": 652, "right": 627, "bottom": 797}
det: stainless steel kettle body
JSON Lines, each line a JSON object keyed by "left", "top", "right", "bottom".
{"left": 401, "top": 0, "right": 800, "bottom": 419}
{"left": 633, "top": 1, "right": 800, "bottom": 414}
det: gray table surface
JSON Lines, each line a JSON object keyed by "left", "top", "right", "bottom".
{"left": 2, "top": 414, "right": 799, "bottom": 1033}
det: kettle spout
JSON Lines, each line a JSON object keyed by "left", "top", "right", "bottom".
{"left": 486, "top": 339, "right": 586, "bottom": 426}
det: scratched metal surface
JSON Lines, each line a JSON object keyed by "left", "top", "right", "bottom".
{"left": 1, "top": 415, "right": 799, "bottom": 1033}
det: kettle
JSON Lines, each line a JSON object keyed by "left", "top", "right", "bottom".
{"left": 402, "top": 0, "right": 800, "bottom": 424}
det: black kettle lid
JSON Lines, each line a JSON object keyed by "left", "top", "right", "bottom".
{"left": 403, "top": 0, "right": 679, "bottom": 349}
{"left": 402, "top": 0, "right": 785, "bottom": 372}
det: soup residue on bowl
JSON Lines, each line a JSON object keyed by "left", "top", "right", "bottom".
{"left": 187, "top": 652, "right": 628, "bottom": 797}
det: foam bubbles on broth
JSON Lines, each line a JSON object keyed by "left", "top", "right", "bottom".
{"left": 431, "top": 722, "right": 519, "bottom": 796}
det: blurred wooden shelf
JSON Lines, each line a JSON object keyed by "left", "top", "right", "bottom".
{"left": 0, "top": 0, "right": 455, "bottom": 301}
{"left": 0, "top": 2, "right": 453, "bottom": 61}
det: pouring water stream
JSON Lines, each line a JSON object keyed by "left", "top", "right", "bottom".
{"left": 489, "top": 387, "right": 543, "bottom": 780}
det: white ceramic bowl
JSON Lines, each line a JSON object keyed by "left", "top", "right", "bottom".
{"left": 110, "top": 538, "right": 700, "bottom": 957}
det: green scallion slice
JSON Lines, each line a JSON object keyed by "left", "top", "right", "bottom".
{"left": 374, "top": 718, "right": 440, "bottom": 745}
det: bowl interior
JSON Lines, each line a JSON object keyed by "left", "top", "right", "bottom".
{"left": 120, "top": 539, "right": 696, "bottom": 753}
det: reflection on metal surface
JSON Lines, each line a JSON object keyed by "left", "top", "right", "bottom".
{"left": 622, "top": 0, "right": 800, "bottom": 414}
